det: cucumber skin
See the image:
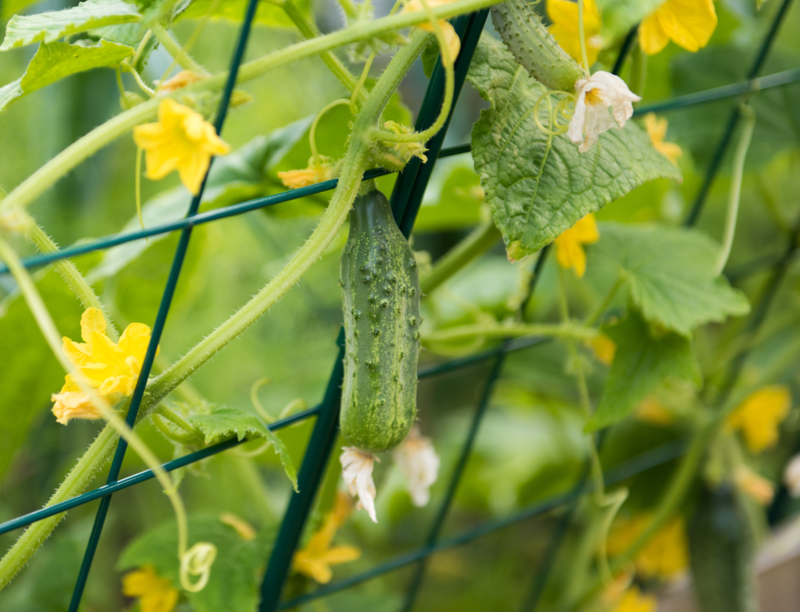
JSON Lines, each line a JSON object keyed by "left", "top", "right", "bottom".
{"left": 491, "top": 0, "right": 584, "bottom": 92}
{"left": 340, "top": 190, "right": 421, "bottom": 453}
{"left": 689, "top": 484, "right": 758, "bottom": 612}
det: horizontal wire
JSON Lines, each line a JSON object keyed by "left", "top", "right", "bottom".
{"left": 0, "top": 334, "right": 553, "bottom": 535}
{"left": 277, "top": 438, "right": 687, "bottom": 610}
{"left": 0, "top": 146, "right": 468, "bottom": 276}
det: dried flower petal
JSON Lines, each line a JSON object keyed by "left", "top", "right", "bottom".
{"left": 393, "top": 427, "right": 440, "bottom": 507}
{"left": 340, "top": 447, "right": 378, "bottom": 522}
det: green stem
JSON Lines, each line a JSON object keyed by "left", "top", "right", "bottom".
{"left": 0, "top": 0, "right": 497, "bottom": 218}
{"left": 584, "top": 276, "right": 624, "bottom": 327}
{"left": 422, "top": 321, "right": 597, "bottom": 344}
{"left": 155, "top": 405, "right": 202, "bottom": 439}
{"left": 577, "top": 0, "right": 590, "bottom": 75}
{"left": 276, "top": 0, "right": 366, "bottom": 100}
{"left": 335, "top": 0, "right": 359, "bottom": 19}
{"left": 420, "top": 220, "right": 501, "bottom": 295}
{"left": 715, "top": 105, "right": 756, "bottom": 276}
{"left": 150, "top": 22, "right": 209, "bottom": 75}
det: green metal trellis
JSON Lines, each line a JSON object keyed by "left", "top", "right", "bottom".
{"left": 0, "top": 0, "right": 797, "bottom": 609}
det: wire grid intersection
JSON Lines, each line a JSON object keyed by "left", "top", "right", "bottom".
{"left": 0, "top": 0, "right": 795, "bottom": 609}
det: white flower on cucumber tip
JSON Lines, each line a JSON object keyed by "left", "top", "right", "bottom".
{"left": 783, "top": 453, "right": 800, "bottom": 497}
{"left": 340, "top": 447, "right": 379, "bottom": 523}
{"left": 568, "top": 71, "right": 641, "bottom": 153}
{"left": 393, "top": 426, "right": 440, "bottom": 507}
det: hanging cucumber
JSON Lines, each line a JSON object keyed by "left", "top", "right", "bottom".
{"left": 689, "top": 483, "right": 758, "bottom": 612}
{"left": 340, "top": 188, "right": 421, "bottom": 453}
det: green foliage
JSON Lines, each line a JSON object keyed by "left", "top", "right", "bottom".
{"left": 118, "top": 514, "right": 276, "bottom": 612}
{"left": 414, "top": 165, "right": 484, "bottom": 232}
{"left": 0, "top": 41, "right": 133, "bottom": 113}
{"left": 177, "top": 0, "right": 314, "bottom": 30}
{"left": 597, "top": 0, "right": 664, "bottom": 42}
{"left": 590, "top": 223, "right": 750, "bottom": 335}
{"left": 467, "top": 35, "right": 681, "bottom": 259}
{"left": 186, "top": 406, "right": 298, "bottom": 490}
{"left": 587, "top": 312, "right": 701, "bottom": 431}
{"left": 0, "top": 0, "right": 141, "bottom": 50}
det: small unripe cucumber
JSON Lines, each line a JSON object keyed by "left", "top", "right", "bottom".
{"left": 491, "top": 0, "right": 584, "bottom": 92}
{"left": 689, "top": 484, "right": 758, "bottom": 612}
{"left": 340, "top": 189, "right": 421, "bottom": 453}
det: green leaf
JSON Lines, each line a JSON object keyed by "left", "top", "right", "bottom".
{"left": 1, "top": 0, "right": 45, "bottom": 23}
{"left": 177, "top": 0, "right": 313, "bottom": 29}
{"left": 597, "top": 0, "right": 665, "bottom": 42}
{"left": 87, "top": 116, "right": 313, "bottom": 281}
{"left": 590, "top": 222, "right": 750, "bottom": 336}
{"left": 466, "top": 35, "right": 681, "bottom": 259}
{"left": 118, "top": 515, "right": 276, "bottom": 612}
{"left": 186, "top": 407, "right": 298, "bottom": 490}
{"left": 0, "top": 40, "right": 134, "bottom": 113}
{"left": 1, "top": 0, "right": 141, "bottom": 50}
{"left": 587, "top": 312, "right": 701, "bottom": 431}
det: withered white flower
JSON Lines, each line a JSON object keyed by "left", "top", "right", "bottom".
{"left": 340, "top": 447, "right": 379, "bottom": 523}
{"left": 783, "top": 453, "right": 800, "bottom": 497}
{"left": 567, "top": 71, "right": 641, "bottom": 153}
{"left": 392, "top": 427, "right": 440, "bottom": 507}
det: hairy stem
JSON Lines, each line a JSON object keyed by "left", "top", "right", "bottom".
{"left": 150, "top": 23, "right": 209, "bottom": 75}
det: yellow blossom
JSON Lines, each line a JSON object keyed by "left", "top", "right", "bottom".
{"left": 608, "top": 515, "right": 688, "bottom": 579}
{"left": 727, "top": 385, "right": 791, "bottom": 453}
{"left": 51, "top": 308, "right": 156, "bottom": 425}
{"left": 547, "top": 0, "right": 602, "bottom": 66}
{"left": 639, "top": 0, "right": 717, "bottom": 56}
{"left": 612, "top": 587, "right": 657, "bottom": 612}
{"left": 735, "top": 466, "right": 775, "bottom": 505}
{"left": 133, "top": 98, "right": 230, "bottom": 195}
{"left": 156, "top": 70, "right": 206, "bottom": 93}
{"left": 278, "top": 156, "right": 336, "bottom": 189}
{"left": 636, "top": 396, "right": 673, "bottom": 425}
{"left": 554, "top": 213, "right": 600, "bottom": 278}
{"left": 587, "top": 333, "right": 616, "bottom": 365}
{"left": 292, "top": 493, "right": 361, "bottom": 583}
{"left": 644, "top": 113, "right": 682, "bottom": 165}
{"left": 402, "top": 0, "right": 460, "bottom": 65}
{"left": 122, "top": 565, "right": 179, "bottom": 612}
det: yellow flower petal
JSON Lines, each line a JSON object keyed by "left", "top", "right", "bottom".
{"left": 80, "top": 307, "right": 106, "bottom": 343}
{"left": 51, "top": 390, "right": 105, "bottom": 425}
{"left": 639, "top": 11, "right": 670, "bottom": 55}
{"left": 587, "top": 333, "right": 616, "bottom": 365}
{"left": 547, "top": 0, "right": 602, "bottom": 65}
{"left": 554, "top": 214, "right": 600, "bottom": 278}
{"left": 613, "top": 587, "right": 657, "bottom": 612}
{"left": 118, "top": 322, "right": 153, "bottom": 364}
{"left": 122, "top": 566, "right": 179, "bottom": 612}
{"left": 639, "top": 0, "right": 717, "bottom": 55}
{"left": 608, "top": 515, "right": 688, "bottom": 579}
{"left": 727, "top": 385, "right": 792, "bottom": 453}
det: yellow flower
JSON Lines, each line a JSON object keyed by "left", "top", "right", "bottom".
{"left": 156, "top": 70, "right": 206, "bottom": 93}
{"left": 547, "top": 0, "right": 602, "bottom": 66}
{"left": 51, "top": 308, "right": 156, "bottom": 425}
{"left": 278, "top": 156, "right": 336, "bottom": 189}
{"left": 133, "top": 98, "right": 230, "bottom": 195}
{"left": 122, "top": 565, "right": 179, "bottom": 612}
{"left": 636, "top": 396, "right": 673, "bottom": 425}
{"left": 402, "top": 0, "right": 461, "bottom": 65}
{"left": 644, "top": 113, "right": 682, "bottom": 165}
{"left": 639, "top": 0, "right": 717, "bottom": 56}
{"left": 735, "top": 466, "right": 775, "bottom": 505}
{"left": 612, "top": 587, "right": 657, "bottom": 612}
{"left": 727, "top": 385, "right": 791, "bottom": 453}
{"left": 292, "top": 493, "right": 361, "bottom": 583}
{"left": 587, "top": 333, "right": 616, "bottom": 365}
{"left": 554, "top": 213, "right": 600, "bottom": 278}
{"left": 608, "top": 515, "right": 688, "bottom": 579}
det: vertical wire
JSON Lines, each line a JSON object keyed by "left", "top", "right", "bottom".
{"left": 258, "top": 11, "right": 485, "bottom": 611}
{"left": 67, "top": 1, "right": 260, "bottom": 608}
{"left": 683, "top": 0, "right": 794, "bottom": 227}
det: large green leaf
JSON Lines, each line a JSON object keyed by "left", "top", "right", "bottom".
{"left": 1, "top": 0, "right": 141, "bottom": 50}
{"left": 597, "top": 0, "right": 665, "bottom": 42}
{"left": 0, "top": 40, "right": 133, "bottom": 113}
{"left": 467, "top": 35, "right": 681, "bottom": 260}
{"left": 177, "top": 0, "right": 313, "bottom": 29}
{"left": 587, "top": 312, "right": 701, "bottom": 431}
{"left": 186, "top": 407, "right": 297, "bottom": 490}
{"left": 590, "top": 222, "right": 750, "bottom": 336}
{"left": 1, "top": 0, "right": 46, "bottom": 22}
{"left": 118, "top": 515, "right": 276, "bottom": 612}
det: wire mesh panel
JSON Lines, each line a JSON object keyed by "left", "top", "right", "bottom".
{"left": 0, "top": 0, "right": 798, "bottom": 610}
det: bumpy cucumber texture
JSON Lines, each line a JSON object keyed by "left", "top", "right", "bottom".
{"left": 340, "top": 188, "right": 421, "bottom": 453}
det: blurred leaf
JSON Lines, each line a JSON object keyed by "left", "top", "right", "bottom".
{"left": 186, "top": 407, "right": 297, "bottom": 490}
{"left": 467, "top": 35, "right": 681, "bottom": 259}
{"left": 118, "top": 514, "right": 276, "bottom": 612}
{"left": 415, "top": 165, "right": 484, "bottom": 232}
{"left": 590, "top": 222, "right": 750, "bottom": 335}
{"left": 0, "top": 270, "right": 82, "bottom": 480}
{"left": 1, "top": 0, "right": 46, "bottom": 22}
{"left": 0, "top": 40, "right": 133, "bottom": 113}
{"left": 1, "top": 0, "right": 141, "bottom": 50}
{"left": 177, "top": 0, "right": 313, "bottom": 29}
{"left": 587, "top": 312, "right": 701, "bottom": 431}
{"left": 88, "top": 115, "right": 312, "bottom": 281}
{"left": 597, "top": 0, "right": 663, "bottom": 42}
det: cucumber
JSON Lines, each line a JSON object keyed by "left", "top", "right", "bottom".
{"left": 688, "top": 483, "right": 758, "bottom": 612}
{"left": 340, "top": 188, "right": 421, "bottom": 453}
{"left": 491, "top": 0, "right": 585, "bottom": 92}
